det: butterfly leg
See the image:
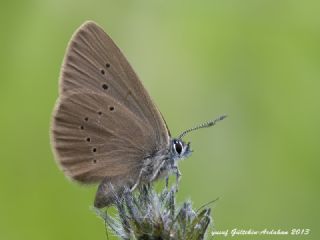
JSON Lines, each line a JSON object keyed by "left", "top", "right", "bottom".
{"left": 131, "top": 159, "right": 167, "bottom": 192}
{"left": 173, "top": 166, "right": 182, "bottom": 192}
{"left": 130, "top": 172, "right": 142, "bottom": 192}
{"left": 129, "top": 163, "right": 153, "bottom": 191}
{"left": 151, "top": 159, "right": 166, "bottom": 180}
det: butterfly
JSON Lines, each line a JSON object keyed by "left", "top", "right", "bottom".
{"left": 51, "top": 21, "right": 226, "bottom": 208}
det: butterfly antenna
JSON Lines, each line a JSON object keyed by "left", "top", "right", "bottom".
{"left": 178, "top": 114, "right": 227, "bottom": 139}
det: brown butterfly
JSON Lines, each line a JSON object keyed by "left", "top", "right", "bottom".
{"left": 51, "top": 21, "right": 225, "bottom": 208}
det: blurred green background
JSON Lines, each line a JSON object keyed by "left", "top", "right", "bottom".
{"left": 0, "top": 0, "right": 319, "bottom": 239}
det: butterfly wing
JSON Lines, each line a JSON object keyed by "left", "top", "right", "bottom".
{"left": 52, "top": 89, "right": 154, "bottom": 183}
{"left": 52, "top": 21, "right": 172, "bottom": 207}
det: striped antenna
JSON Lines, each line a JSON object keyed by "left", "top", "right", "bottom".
{"left": 178, "top": 114, "right": 227, "bottom": 139}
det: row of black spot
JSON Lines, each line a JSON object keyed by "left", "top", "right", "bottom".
{"left": 101, "top": 63, "right": 110, "bottom": 91}
{"left": 84, "top": 63, "right": 111, "bottom": 164}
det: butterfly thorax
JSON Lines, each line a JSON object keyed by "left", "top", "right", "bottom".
{"left": 139, "top": 138, "right": 192, "bottom": 184}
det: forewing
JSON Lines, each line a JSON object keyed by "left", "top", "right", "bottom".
{"left": 59, "top": 21, "right": 170, "bottom": 147}
{"left": 51, "top": 90, "right": 153, "bottom": 183}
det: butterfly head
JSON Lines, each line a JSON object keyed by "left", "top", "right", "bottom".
{"left": 171, "top": 138, "right": 192, "bottom": 160}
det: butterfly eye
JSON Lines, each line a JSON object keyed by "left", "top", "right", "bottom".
{"left": 174, "top": 140, "right": 183, "bottom": 155}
